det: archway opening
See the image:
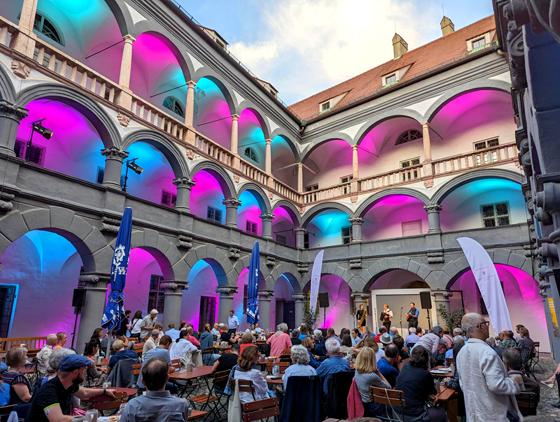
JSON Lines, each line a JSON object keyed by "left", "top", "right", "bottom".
{"left": 16, "top": 98, "right": 106, "bottom": 183}
{"left": 271, "top": 135, "right": 297, "bottom": 188}
{"left": 274, "top": 273, "right": 298, "bottom": 328}
{"left": 233, "top": 268, "right": 265, "bottom": 331}
{"left": 123, "top": 141, "right": 177, "bottom": 206}
{"left": 237, "top": 189, "right": 266, "bottom": 236}
{"left": 303, "top": 139, "right": 352, "bottom": 191}
{"left": 190, "top": 169, "right": 228, "bottom": 224}
{"left": 194, "top": 77, "right": 232, "bottom": 148}
{"left": 304, "top": 274, "right": 351, "bottom": 332}
{"left": 439, "top": 177, "right": 527, "bottom": 232}
{"left": 306, "top": 208, "right": 351, "bottom": 248}
{"left": 183, "top": 258, "right": 227, "bottom": 332}
{"left": 272, "top": 206, "right": 297, "bottom": 247}
{"left": 362, "top": 194, "right": 428, "bottom": 241}
{"left": 0, "top": 230, "right": 82, "bottom": 337}
{"left": 238, "top": 108, "right": 266, "bottom": 170}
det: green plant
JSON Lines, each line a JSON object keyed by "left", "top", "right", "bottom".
{"left": 302, "top": 292, "right": 319, "bottom": 328}
{"left": 437, "top": 304, "right": 464, "bottom": 331}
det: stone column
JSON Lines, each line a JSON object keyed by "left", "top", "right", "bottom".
{"left": 258, "top": 290, "right": 274, "bottom": 330}
{"left": 75, "top": 273, "right": 109, "bottom": 353}
{"left": 432, "top": 290, "right": 451, "bottom": 328}
{"left": 230, "top": 114, "right": 240, "bottom": 169}
{"left": 223, "top": 198, "right": 241, "bottom": 228}
{"left": 295, "top": 227, "right": 306, "bottom": 249}
{"left": 424, "top": 204, "right": 442, "bottom": 234}
{"left": 349, "top": 217, "right": 363, "bottom": 243}
{"left": 162, "top": 280, "right": 187, "bottom": 328}
{"left": 261, "top": 213, "right": 273, "bottom": 240}
{"left": 297, "top": 163, "right": 304, "bottom": 192}
{"left": 352, "top": 292, "right": 370, "bottom": 329}
{"left": 117, "top": 35, "right": 136, "bottom": 109}
{"left": 0, "top": 101, "right": 28, "bottom": 157}
{"left": 173, "top": 177, "right": 195, "bottom": 212}
{"left": 351, "top": 144, "right": 359, "bottom": 193}
{"left": 184, "top": 80, "right": 196, "bottom": 127}
{"left": 12, "top": 0, "right": 38, "bottom": 56}
{"left": 217, "top": 286, "right": 237, "bottom": 324}
{"left": 293, "top": 294, "right": 305, "bottom": 328}
{"left": 101, "top": 147, "right": 128, "bottom": 189}
{"left": 422, "top": 122, "right": 433, "bottom": 178}
{"left": 265, "top": 138, "right": 272, "bottom": 175}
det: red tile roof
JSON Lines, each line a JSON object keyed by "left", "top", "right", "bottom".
{"left": 289, "top": 16, "right": 497, "bottom": 121}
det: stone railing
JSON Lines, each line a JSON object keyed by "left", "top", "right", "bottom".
{"left": 194, "top": 134, "right": 234, "bottom": 167}
{"left": 358, "top": 164, "right": 424, "bottom": 194}
{"left": 302, "top": 182, "right": 352, "bottom": 204}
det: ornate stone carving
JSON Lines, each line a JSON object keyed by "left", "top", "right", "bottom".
{"left": 173, "top": 177, "right": 195, "bottom": 190}
{"left": 101, "top": 215, "right": 121, "bottom": 234}
{"left": 223, "top": 198, "right": 241, "bottom": 208}
{"left": 116, "top": 113, "right": 130, "bottom": 127}
{"left": 101, "top": 147, "right": 128, "bottom": 161}
{"left": 229, "top": 247, "right": 240, "bottom": 260}
{"left": 0, "top": 192, "right": 15, "bottom": 214}
{"left": 0, "top": 101, "right": 28, "bottom": 120}
{"left": 185, "top": 149, "right": 196, "bottom": 160}
{"left": 11, "top": 60, "right": 30, "bottom": 79}
{"left": 349, "top": 257, "right": 362, "bottom": 269}
{"left": 161, "top": 280, "right": 187, "bottom": 292}
{"left": 233, "top": 174, "right": 240, "bottom": 183}
{"left": 297, "top": 262, "right": 309, "bottom": 274}
{"left": 177, "top": 234, "right": 193, "bottom": 250}
{"left": 265, "top": 255, "right": 276, "bottom": 268}
{"left": 216, "top": 286, "right": 237, "bottom": 297}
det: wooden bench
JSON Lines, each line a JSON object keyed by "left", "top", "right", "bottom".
{"left": 188, "top": 409, "right": 208, "bottom": 420}
{"left": 0, "top": 336, "right": 47, "bottom": 354}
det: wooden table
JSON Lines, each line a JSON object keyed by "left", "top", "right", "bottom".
{"left": 88, "top": 387, "right": 137, "bottom": 401}
{"left": 435, "top": 387, "right": 458, "bottom": 422}
{"left": 169, "top": 366, "right": 215, "bottom": 399}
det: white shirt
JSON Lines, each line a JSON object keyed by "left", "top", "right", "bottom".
{"left": 170, "top": 338, "right": 198, "bottom": 360}
{"left": 140, "top": 315, "right": 158, "bottom": 337}
{"left": 228, "top": 315, "right": 239, "bottom": 330}
{"left": 36, "top": 345, "right": 54, "bottom": 375}
{"left": 233, "top": 368, "right": 269, "bottom": 403}
{"left": 457, "top": 338, "right": 521, "bottom": 422}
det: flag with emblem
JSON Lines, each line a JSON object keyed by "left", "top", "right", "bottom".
{"left": 246, "top": 241, "right": 260, "bottom": 325}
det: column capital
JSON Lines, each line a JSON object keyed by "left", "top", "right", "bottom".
{"left": 349, "top": 217, "right": 364, "bottom": 225}
{"left": 0, "top": 101, "right": 28, "bottom": 121}
{"left": 187, "top": 80, "right": 196, "bottom": 89}
{"left": 101, "top": 147, "right": 129, "bottom": 160}
{"left": 351, "top": 292, "right": 370, "bottom": 301}
{"left": 432, "top": 289, "right": 451, "bottom": 300}
{"left": 173, "top": 177, "right": 195, "bottom": 189}
{"left": 265, "top": 138, "right": 272, "bottom": 145}
{"left": 223, "top": 198, "right": 241, "bottom": 208}
{"left": 231, "top": 114, "right": 240, "bottom": 121}
{"left": 292, "top": 294, "right": 305, "bottom": 302}
{"left": 352, "top": 144, "right": 358, "bottom": 151}
{"left": 79, "top": 272, "right": 111, "bottom": 287}
{"left": 217, "top": 286, "right": 237, "bottom": 297}
{"left": 260, "top": 213, "right": 273, "bottom": 222}
{"left": 160, "top": 280, "right": 188, "bottom": 292}
{"left": 424, "top": 204, "right": 442, "bottom": 213}
{"left": 422, "top": 122, "right": 430, "bottom": 129}
{"left": 258, "top": 290, "right": 274, "bottom": 300}
{"left": 295, "top": 227, "right": 307, "bottom": 234}
{"left": 122, "top": 34, "right": 136, "bottom": 44}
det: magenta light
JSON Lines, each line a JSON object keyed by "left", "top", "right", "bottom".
{"left": 190, "top": 169, "right": 226, "bottom": 222}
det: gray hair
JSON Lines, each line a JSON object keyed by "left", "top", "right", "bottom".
{"left": 48, "top": 348, "right": 76, "bottom": 372}
{"left": 452, "top": 336, "right": 465, "bottom": 347}
{"left": 486, "top": 337, "right": 496, "bottom": 347}
{"left": 325, "top": 337, "right": 340, "bottom": 355}
{"left": 277, "top": 323, "right": 289, "bottom": 333}
{"left": 409, "top": 327, "right": 416, "bottom": 334}
{"left": 452, "top": 327, "right": 464, "bottom": 337}
{"left": 313, "top": 329, "right": 323, "bottom": 338}
{"left": 290, "top": 345, "right": 310, "bottom": 365}
{"left": 461, "top": 312, "right": 483, "bottom": 335}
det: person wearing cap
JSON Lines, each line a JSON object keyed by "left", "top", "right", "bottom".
{"left": 380, "top": 332, "right": 393, "bottom": 348}
{"left": 26, "top": 355, "right": 116, "bottom": 422}
{"left": 140, "top": 309, "right": 159, "bottom": 340}
{"left": 414, "top": 326, "right": 443, "bottom": 357}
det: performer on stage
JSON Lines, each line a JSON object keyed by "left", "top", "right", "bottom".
{"left": 380, "top": 303, "right": 393, "bottom": 332}
{"left": 406, "top": 302, "right": 420, "bottom": 328}
{"left": 355, "top": 304, "right": 367, "bottom": 334}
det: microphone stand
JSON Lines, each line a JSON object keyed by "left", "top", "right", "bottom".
{"left": 399, "top": 307, "right": 403, "bottom": 336}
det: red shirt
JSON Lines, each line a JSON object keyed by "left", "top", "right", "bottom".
{"left": 266, "top": 332, "right": 292, "bottom": 357}
{"left": 187, "top": 335, "right": 200, "bottom": 347}
{"left": 239, "top": 343, "right": 253, "bottom": 355}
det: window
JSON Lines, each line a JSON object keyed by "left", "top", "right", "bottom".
{"left": 0, "top": 285, "right": 17, "bottom": 337}
{"left": 402, "top": 220, "right": 422, "bottom": 236}
{"left": 15, "top": 140, "right": 45, "bottom": 165}
{"left": 96, "top": 167, "right": 105, "bottom": 184}
{"left": 396, "top": 129, "right": 422, "bottom": 145}
{"left": 474, "top": 138, "right": 499, "bottom": 165}
{"left": 147, "top": 275, "right": 165, "bottom": 314}
{"left": 207, "top": 206, "right": 222, "bottom": 223}
{"left": 162, "top": 96, "right": 185, "bottom": 117}
{"left": 244, "top": 147, "right": 258, "bottom": 162}
{"left": 471, "top": 37, "right": 487, "bottom": 51}
{"left": 320, "top": 101, "right": 331, "bottom": 113}
{"left": 341, "top": 226, "right": 352, "bottom": 244}
{"left": 400, "top": 158, "right": 421, "bottom": 168}
{"left": 481, "top": 203, "right": 510, "bottom": 228}
{"left": 474, "top": 138, "right": 499, "bottom": 150}
{"left": 245, "top": 220, "right": 257, "bottom": 234}
{"left": 384, "top": 73, "right": 397, "bottom": 86}
{"left": 34, "top": 13, "right": 63, "bottom": 45}
{"left": 303, "top": 233, "right": 310, "bottom": 249}
{"left": 161, "top": 190, "right": 177, "bottom": 207}
{"left": 276, "top": 234, "right": 287, "bottom": 245}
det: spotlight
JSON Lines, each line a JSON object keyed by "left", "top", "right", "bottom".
{"left": 32, "top": 120, "right": 54, "bottom": 140}
{"left": 122, "top": 158, "right": 143, "bottom": 192}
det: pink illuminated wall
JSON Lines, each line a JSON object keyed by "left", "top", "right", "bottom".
{"left": 450, "top": 264, "right": 550, "bottom": 352}
{"left": 273, "top": 274, "right": 296, "bottom": 327}
{"left": 190, "top": 169, "right": 226, "bottom": 224}
{"left": 17, "top": 99, "right": 105, "bottom": 182}
{"left": 233, "top": 268, "right": 250, "bottom": 331}
{"left": 272, "top": 206, "right": 296, "bottom": 247}
{"left": 271, "top": 135, "right": 297, "bottom": 188}
{"left": 369, "top": 269, "right": 428, "bottom": 290}
{"left": 238, "top": 108, "right": 266, "bottom": 169}
{"left": 362, "top": 195, "right": 428, "bottom": 240}
{"left": 194, "top": 77, "right": 232, "bottom": 149}
{"left": 237, "top": 190, "right": 264, "bottom": 236}
{"left": 303, "top": 139, "right": 352, "bottom": 189}
{"left": 307, "top": 274, "right": 351, "bottom": 333}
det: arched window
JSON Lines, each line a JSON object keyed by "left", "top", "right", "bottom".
{"left": 396, "top": 129, "right": 422, "bottom": 145}
{"left": 244, "top": 147, "right": 258, "bottom": 162}
{"left": 34, "top": 13, "right": 63, "bottom": 45}
{"left": 163, "top": 96, "right": 185, "bottom": 118}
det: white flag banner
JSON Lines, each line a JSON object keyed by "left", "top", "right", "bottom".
{"left": 457, "top": 237, "right": 512, "bottom": 332}
{"left": 309, "top": 250, "right": 324, "bottom": 315}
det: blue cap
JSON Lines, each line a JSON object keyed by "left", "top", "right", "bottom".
{"left": 58, "top": 355, "right": 93, "bottom": 372}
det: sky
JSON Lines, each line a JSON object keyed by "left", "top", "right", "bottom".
{"left": 179, "top": 0, "right": 495, "bottom": 105}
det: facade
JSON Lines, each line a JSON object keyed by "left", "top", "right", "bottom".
{"left": 0, "top": 0, "right": 547, "bottom": 352}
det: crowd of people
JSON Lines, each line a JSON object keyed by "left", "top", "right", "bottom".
{"left": 0, "top": 307, "right": 551, "bottom": 421}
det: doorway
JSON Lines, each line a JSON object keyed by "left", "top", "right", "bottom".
{"left": 0, "top": 285, "right": 18, "bottom": 337}
{"left": 199, "top": 296, "right": 216, "bottom": 332}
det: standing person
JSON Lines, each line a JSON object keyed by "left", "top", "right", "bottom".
{"left": 406, "top": 302, "right": 420, "bottom": 328}
{"left": 129, "top": 310, "right": 143, "bottom": 339}
{"left": 456, "top": 313, "right": 521, "bottom": 421}
{"left": 227, "top": 310, "right": 239, "bottom": 337}
{"left": 379, "top": 304, "right": 393, "bottom": 332}
{"left": 356, "top": 304, "right": 367, "bottom": 335}
{"left": 55, "top": 332, "right": 67, "bottom": 350}
{"left": 140, "top": 309, "right": 159, "bottom": 340}
{"left": 414, "top": 326, "right": 443, "bottom": 357}
{"left": 267, "top": 323, "right": 292, "bottom": 357}
{"left": 116, "top": 310, "right": 131, "bottom": 337}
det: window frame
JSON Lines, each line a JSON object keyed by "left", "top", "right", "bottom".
{"left": 207, "top": 206, "right": 223, "bottom": 223}
{"left": 384, "top": 73, "right": 397, "bottom": 86}
{"left": 396, "top": 129, "right": 423, "bottom": 145}
{"left": 244, "top": 147, "right": 258, "bottom": 162}
{"left": 162, "top": 96, "right": 185, "bottom": 118}
{"left": 480, "top": 202, "right": 511, "bottom": 228}
{"left": 33, "top": 12, "right": 64, "bottom": 46}
{"left": 471, "top": 37, "right": 487, "bottom": 51}
{"left": 245, "top": 220, "right": 258, "bottom": 235}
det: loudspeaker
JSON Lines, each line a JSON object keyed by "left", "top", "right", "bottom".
{"left": 318, "top": 293, "right": 330, "bottom": 308}
{"left": 72, "top": 288, "right": 86, "bottom": 308}
{"left": 419, "top": 291, "right": 432, "bottom": 309}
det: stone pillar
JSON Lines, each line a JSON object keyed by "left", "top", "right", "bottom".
{"left": 184, "top": 80, "right": 196, "bottom": 128}
{"left": 265, "top": 138, "right": 272, "bottom": 175}
{"left": 258, "top": 290, "right": 274, "bottom": 330}
{"left": 217, "top": 286, "right": 237, "bottom": 324}
{"left": 173, "top": 177, "right": 195, "bottom": 212}
{"left": 349, "top": 217, "right": 363, "bottom": 243}
{"left": 351, "top": 145, "right": 359, "bottom": 193}
{"left": 352, "top": 292, "right": 370, "bottom": 328}
{"left": 293, "top": 294, "right": 305, "bottom": 328}
{"left": 230, "top": 114, "right": 240, "bottom": 169}
{"left": 75, "top": 273, "right": 109, "bottom": 353}
{"left": 422, "top": 122, "right": 433, "bottom": 178}
{"left": 0, "top": 101, "right": 28, "bottom": 157}
{"left": 101, "top": 147, "right": 128, "bottom": 189}
{"left": 297, "top": 163, "right": 304, "bottom": 192}
{"left": 432, "top": 290, "right": 451, "bottom": 328}
{"left": 162, "top": 280, "right": 187, "bottom": 328}
{"left": 223, "top": 198, "right": 241, "bottom": 228}
{"left": 261, "top": 213, "right": 273, "bottom": 240}
{"left": 12, "top": 0, "right": 38, "bottom": 56}
{"left": 295, "top": 227, "right": 306, "bottom": 249}
{"left": 424, "top": 204, "right": 442, "bottom": 234}
{"left": 117, "top": 35, "right": 135, "bottom": 109}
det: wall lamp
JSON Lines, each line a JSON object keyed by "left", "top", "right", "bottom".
{"left": 26, "top": 119, "right": 54, "bottom": 161}
{"left": 122, "top": 157, "right": 143, "bottom": 192}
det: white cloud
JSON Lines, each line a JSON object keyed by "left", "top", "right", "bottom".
{"left": 228, "top": 0, "right": 441, "bottom": 104}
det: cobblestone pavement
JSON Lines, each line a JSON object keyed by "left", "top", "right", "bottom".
{"left": 524, "top": 355, "right": 560, "bottom": 421}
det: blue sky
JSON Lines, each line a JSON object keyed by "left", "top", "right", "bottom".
{"left": 179, "top": 0, "right": 495, "bottom": 104}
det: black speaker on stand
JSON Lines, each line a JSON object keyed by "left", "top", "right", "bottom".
{"left": 318, "top": 293, "right": 329, "bottom": 326}
{"left": 71, "top": 288, "right": 86, "bottom": 349}
{"left": 419, "top": 291, "right": 432, "bottom": 330}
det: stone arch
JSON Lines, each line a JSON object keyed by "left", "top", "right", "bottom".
{"left": 272, "top": 200, "right": 302, "bottom": 226}
{"left": 15, "top": 83, "right": 121, "bottom": 149}
{"left": 184, "top": 245, "right": 238, "bottom": 288}
{"left": 301, "top": 134, "right": 354, "bottom": 161}
{"left": 270, "top": 131, "right": 301, "bottom": 161}
{"left": 236, "top": 103, "right": 271, "bottom": 139}
{"left": 424, "top": 81, "right": 512, "bottom": 122}
{"left": 265, "top": 262, "right": 302, "bottom": 292}
{"left": 102, "top": 0, "right": 134, "bottom": 36}
{"left": 364, "top": 258, "right": 433, "bottom": 292}
{"left": 302, "top": 202, "right": 353, "bottom": 227}
{"left": 354, "top": 188, "right": 430, "bottom": 218}
{"left": 190, "top": 160, "right": 236, "bottom": 199}
{"left": 0, "top": 63, "right": 16, "bottom": 103}
{"left": 237, "top": 182, "right": 272, "bottom": 214}
{"left": 191, "top": 70, "right": 236, "bottom": 115}
{"left": 431, "top": 169, "right": 524, "bottom": 205}
{"left": 122, "top": 130, "right": 189, "bottom": 179}
{"left": 354, "top": 110, "right": 424, "bottom": 145}
{"left": 0, "top": 207, "right": 107, "bottom": 274}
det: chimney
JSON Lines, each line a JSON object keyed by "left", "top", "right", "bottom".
{"left": 440, "top": 16, "right": 455, "bottom": 36}
{"left": 392, "top": 33, "right": 408, "bottom": 59}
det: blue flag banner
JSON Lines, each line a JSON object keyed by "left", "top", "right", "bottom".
{"left": 101, "top": 207, "right": 133, "bottom": 331}
{"left": 246, "top": 241, "right": 260, "bottom": 325}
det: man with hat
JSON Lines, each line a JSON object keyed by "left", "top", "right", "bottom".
{"left": 140, "top": 309, "right": 159, "bottom": 341}
{"left": 26, "top": 355, "right": 115, "bottom": 421}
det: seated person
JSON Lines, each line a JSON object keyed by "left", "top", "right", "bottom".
{"left": 316, "top": 338, "right": 351, "bottom": 394}
{"left": 36, "top": 334, "right": 58, "bottom": 377}
{"left": 405, "top": 327, "right": 419, "bottom": 349}
{"left": 503, "top": 348, "right": 540, "bottom": 399}
{"left": 353, "top": 347, "right": 391, "bottom": 417}
{"left": 312, "top": 330, "right": 326, "bottom": 357}
{"left": 120, "top": 358, "right": 191, "bottom": 421}
{"left": 170, "top": 330, "right": 198, "bottom": 361}
{"left": 4, "top": 348, "right": 32, "bottom": 406}
{"left": 376, "top": 344, "right": 399, "bottom": 387}
{"left": 232, "top": 346, "right": 269, "bottom": 403}
{"left": 200, "top": 324, "right": 220, "bottom": 365}
{"left": 142, "top": 329, "right": 160, "bottom": 355}
{"left": 302, "top": 337, "right": 321, "bottom": 369}
{"left": 239, "top": 331, "right": 255, "bottom": 355}
{"left": 108, "top": 339, "right": 138, "bottom": 372}
{"left": 433, "top": 341, "right": 448, "bottom": 367}
{"left": 392, "top": 336, "right": 409, "bottom": 361}
{"left": 282, "top": 345, "right": 316, "bottom": 390}
{"left": 212, "top": 343, "right": 239, "bottom": 391}
{"left": 184, "top": 327, "right": 200, "bottom": 348}
{"left": 83, "top": 341, "right": 106, "bottom": 387}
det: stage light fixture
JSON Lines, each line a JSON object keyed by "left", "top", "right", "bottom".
{"left": 122, "top": 158, "right": 143, "bottom": 192}
{"left": 32, "top": 119, "right": 54, "bottom": 140}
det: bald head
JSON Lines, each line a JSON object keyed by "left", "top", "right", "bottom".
{"left": 46, "top": 334, "right": 57, "bottom": 346}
